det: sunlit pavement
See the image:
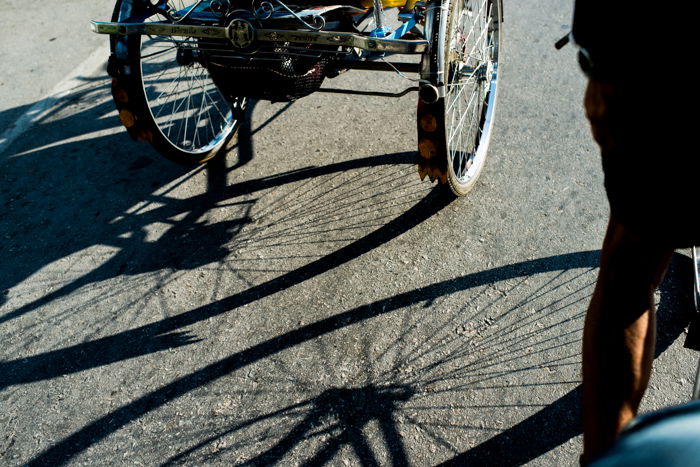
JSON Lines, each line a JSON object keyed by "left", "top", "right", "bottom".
{"left": 1, "top": 1, "right": 697, "bottom": 465}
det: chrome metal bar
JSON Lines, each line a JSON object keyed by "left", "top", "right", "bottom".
{"left": 258, "top": 29, "right": 427, "bottom": 53}
{"left": 336, "top": 60, "right": 421, "bottom": 73}
{"left": 90, "top": 21, "right": 429, "bottom": 54}
{"left": 317, "top": 86, "right": 419, "bottom": 97}
{"left": 91, "top": 21, "right": 228, "bottom": 39}
{"left": 372, "top": 2, "right": 384, "bottom": 31}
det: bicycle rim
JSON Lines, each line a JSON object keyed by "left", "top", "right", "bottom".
{"left": 444, "top": 0, "right": 500, "bottom": 195}
{"left": 113, "top": 0, "right": 241, "bottom": 162}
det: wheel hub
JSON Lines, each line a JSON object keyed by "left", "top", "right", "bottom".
{"left": 176, "top": 47, "right": 202, "bottom": 66}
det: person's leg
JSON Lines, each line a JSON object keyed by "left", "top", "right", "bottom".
{"left": 582, "top": 216, "right": 674, "bottom": 461}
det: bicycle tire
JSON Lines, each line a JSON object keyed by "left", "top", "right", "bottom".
{"left": 417, "top": 0, "right": 502, "bottom": 196}
{"left": 109, "top": 0, "right": 245, "bottom": 165}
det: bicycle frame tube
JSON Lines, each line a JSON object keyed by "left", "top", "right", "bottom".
{"left": 420, "top": 0, "right": 449, "bottom": 91}
{"left": 94, "top": 20, "right": 429, "bottom": 54}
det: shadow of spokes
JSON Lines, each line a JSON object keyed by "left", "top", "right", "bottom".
{"left": 26, "top": 249, "right": 603, "bottom": 466}
{"left": 165, "top": 384, "right": 415, "bottom": 466}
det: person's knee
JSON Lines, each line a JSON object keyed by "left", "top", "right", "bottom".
{"left": 596, "top": 218, "right": 673, "bottom": 317}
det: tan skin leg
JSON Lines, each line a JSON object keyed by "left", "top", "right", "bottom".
{"left": 582, "top": 217, "right": 674, "bottom": 461}
{"left": 581, "top": 80, "right": 675, "bottom": 461}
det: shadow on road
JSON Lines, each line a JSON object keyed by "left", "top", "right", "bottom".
{"left": 20, "top": 251, "right": 696, "bottom": 466}
{"left": 3, "top": 69, "right": 696, "bottom": 467}
{"left": 14, "top": 250, "right": 586, "bottom": 464}
{"left": 0, "top": 87, "right": 279, "bottom": 319}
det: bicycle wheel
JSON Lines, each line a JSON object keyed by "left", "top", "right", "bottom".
{"left": 417, "top": 0, "right": 502, "bottom": 196}
{"left": 109, "top": 0, "right": 245, "bottom": 164}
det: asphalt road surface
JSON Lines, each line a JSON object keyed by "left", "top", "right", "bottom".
{"left": 1, "top": 0, "right": 698, "bottom": 465}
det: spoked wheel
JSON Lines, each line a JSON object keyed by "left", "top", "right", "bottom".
{"left": 418, "top": 0, "right": 501, "bottom": 196}
{"left": 109, "top": 0, "right": 245, "bottom": 164}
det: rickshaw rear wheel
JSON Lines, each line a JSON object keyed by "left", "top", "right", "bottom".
{"left": 418, "top": 0, "right": 502, "bottom": 196}
{"left": 109, "top": 0, "right": 245, "bottom": 165}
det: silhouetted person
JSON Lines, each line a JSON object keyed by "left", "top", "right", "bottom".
{"left": 571, "top": 1, "right": 700, "bottom": 463}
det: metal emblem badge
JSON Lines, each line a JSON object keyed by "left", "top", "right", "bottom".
{"left": 228, "top": 19, "right": 255, "bottom": 50}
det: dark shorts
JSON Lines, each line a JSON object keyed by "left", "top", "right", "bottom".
{"left": 595, "top": 83, "right": 700, "bottom": 248}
